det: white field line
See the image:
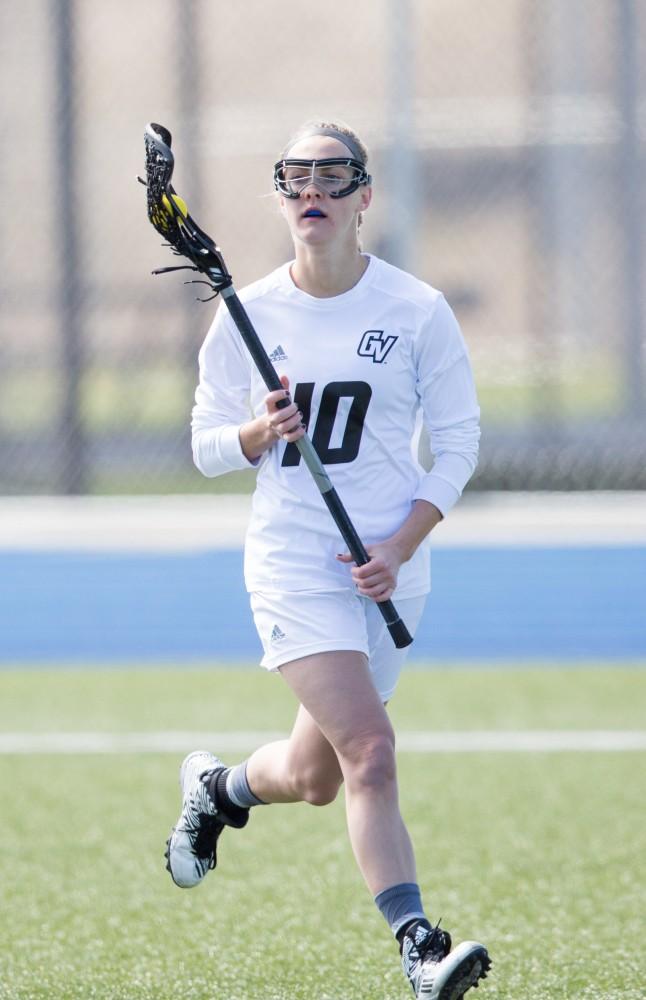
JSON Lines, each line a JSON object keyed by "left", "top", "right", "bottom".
{"left": 1, "top": 730, "right": 646, "bottom": 754}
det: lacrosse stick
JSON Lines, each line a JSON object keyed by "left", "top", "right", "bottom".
{"left": 140, "top": 123, "right": 412, "bottom": 649}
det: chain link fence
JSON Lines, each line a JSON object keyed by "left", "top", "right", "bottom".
{"left": 1, "top": 0, "right": 644, "bottom": 495}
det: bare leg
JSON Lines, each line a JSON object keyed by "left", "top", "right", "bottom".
{"left": 250, "top": 650, "right": 417, "bottom": 896}
{"left": 246, "top": 703, "right": 343, "bottom": 806}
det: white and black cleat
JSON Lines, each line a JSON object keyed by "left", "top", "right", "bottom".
{"left": 401, "top": 920, "right": 491, "bottom": 1000}
{"left": 164, "top": 750, "right": 249, "bottom": 889}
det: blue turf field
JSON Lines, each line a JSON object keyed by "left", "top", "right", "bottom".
{"left": 1, "top": 546, "right": 644, "bottom": 662}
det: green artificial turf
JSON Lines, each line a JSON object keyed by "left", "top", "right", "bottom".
{"left": 0, "top": 665, "right": 644, "bottom": 999}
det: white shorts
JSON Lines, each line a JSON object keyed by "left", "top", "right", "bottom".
{"left": 249, "top": 589, "right": 427, "bottom": 702}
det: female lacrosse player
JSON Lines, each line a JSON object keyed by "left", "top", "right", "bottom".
{"left": 166, "top": 120, "right": 490, "bottom": 1000}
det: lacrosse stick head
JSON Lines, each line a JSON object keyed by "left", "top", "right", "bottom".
{"left": 144, "top": 123, "right": 176, "bottom": 233}
{"left": 142, "top": 122, "right": 232, "bottom": 297}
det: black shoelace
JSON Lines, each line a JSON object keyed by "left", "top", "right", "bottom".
{"left": 414, "top": 919, "right": 452, "bottom": 965}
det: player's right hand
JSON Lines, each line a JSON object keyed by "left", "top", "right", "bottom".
{"left": 265, "top": 374, "right": 306, "bottom": 444}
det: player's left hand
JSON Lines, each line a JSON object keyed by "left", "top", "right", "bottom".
{"left": 336, "top": 542, "right": 403, "bottom": 602}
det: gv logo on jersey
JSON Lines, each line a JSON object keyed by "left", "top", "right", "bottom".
{"left": 357, "top": 330, "right": 398, "bottom": 364}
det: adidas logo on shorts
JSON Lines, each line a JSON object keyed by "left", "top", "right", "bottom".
{"left": 270, "top": 624, "right": 286, "bottom": 642}
{"left": 269, "top": 344, "right": 288, "bottom": 362}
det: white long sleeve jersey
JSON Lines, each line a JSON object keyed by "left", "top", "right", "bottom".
{"left": 192, "top": 254, "right": 480, "bottom": 598}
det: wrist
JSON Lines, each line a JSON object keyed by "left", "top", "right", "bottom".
{"left": 388, "top": 529, "right": 426, "bottom": 565}
{"left": 387, "top": 534, "right": 415, "bottom": 565}
{"left": 389, "top": 501, "right": 444, "bottom": 563}
{"left": 239, "top": 417, "right": 274, "bottom": 462}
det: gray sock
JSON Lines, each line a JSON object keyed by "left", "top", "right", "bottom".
{"left": 374, "top": 882, "right": 427, "bottom": 937}
{"left": 225, "top": 761, "right": 266, "bottom": 808}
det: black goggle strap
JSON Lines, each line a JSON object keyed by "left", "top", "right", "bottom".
{"left": 273, "top": 158, "right": 372, "bottom": 199}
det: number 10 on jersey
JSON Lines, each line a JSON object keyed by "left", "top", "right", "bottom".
{"left": 282, "top": 380, "right": 372, "bottom": 467}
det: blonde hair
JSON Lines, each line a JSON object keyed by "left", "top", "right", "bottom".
{"left": 281, "top": 119, "right": 370, "bottom": 168}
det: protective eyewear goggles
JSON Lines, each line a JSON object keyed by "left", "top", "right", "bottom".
{"left": 273, "top": 157, "right": 372, "bottom": 199}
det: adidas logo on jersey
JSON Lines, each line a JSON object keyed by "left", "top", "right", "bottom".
{"left": 270, "top": 624, "right": 286, "bottom": 642}
{"left": 269, "top": 344, "right": 288, "bottom": 362}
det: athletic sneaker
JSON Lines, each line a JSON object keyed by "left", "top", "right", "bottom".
{"left": 401, "top": 920, "right": 491, "bottom": 1000}
{"left": 165, "top": 750, "right": 249, "bottom": 889}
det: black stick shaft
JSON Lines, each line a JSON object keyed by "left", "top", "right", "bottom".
{"left": 221, "top": 285, "right": 412, "bottom": 649}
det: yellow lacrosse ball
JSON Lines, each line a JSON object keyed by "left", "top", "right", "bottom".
{"left": 161, "top": 193, "right": 188, "bottom": 220}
